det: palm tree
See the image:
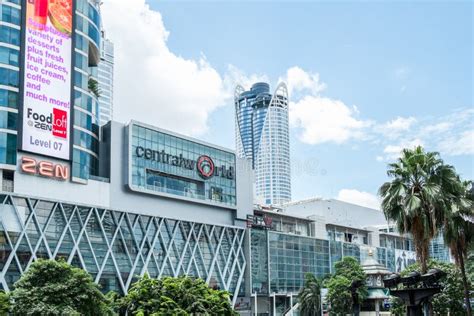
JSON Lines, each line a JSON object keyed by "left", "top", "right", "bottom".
{"left": 443, "top": 180, "right": 473, "bottom": 316}
{"left": 379, "top": 146, "right": 459, "bottom": 273}
{"left": 298, "top": 273, "right": 321, "bottom": 316}
{"left": 88, "top": 77, "right": 101, "bottom": 98}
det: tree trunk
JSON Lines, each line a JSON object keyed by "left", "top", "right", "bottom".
{"left": 459, "top": 247, "right": 472, "bottom": 316}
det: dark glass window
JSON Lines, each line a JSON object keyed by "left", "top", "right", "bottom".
{"left": 75, "top": 52, "right": 87, "bottom": 71}
{"left": 0, "top": 110, "right": 17, "bottom": 129}
{"left": 1, "top": 5, "right": 19, "bottom": 25}
{"left": 1, "top": 5, "right": 21, "bottom": 25}
{"left": 0, "top": 46, "right": 19, "bottom": 67}
{"left": 0, "top": 25, "right": 20, "bottom": 46}
{"left": 0, "top": 132, "right": 16, "bottom": 165}
{"left": 0, "top": 68, "right": 18, "bottom": 87}
{"left": 0, "top": 89, "right": 17, "bottom": 108}
{"left": 74, "top": 70, "right": 88, "bottom": 90}
{"left": 73, "top": 130, "right": 99, "bottom": 154}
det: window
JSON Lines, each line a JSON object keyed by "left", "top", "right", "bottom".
{"left": 0, "top": 46, "right": 19, "bottom": 66}
{"left": 0, "top": 89, "right": 17, "bottom": 108}
{"left": 0, "top": 25, "right": 20, "bottom": 46}
{"left": 1, "top": 5, "right": 21, "bottom": 25}
{"left": 0, "top": 68, "right": 18, "bottom": 87}
{"left": 0, "top": 110, "right": 16, "bottom": 129}
{"left": 0, "top": 132, "right": 16, "bottom": 165}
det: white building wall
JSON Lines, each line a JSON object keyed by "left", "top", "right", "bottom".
{"left": 12, "top": 121, "right": 254, "bottom": 228}
{"left": 283, "top": 198, "right": 387, "bottom": 229}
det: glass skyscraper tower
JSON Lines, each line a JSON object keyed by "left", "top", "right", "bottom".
{"left": 234, "top": 82, "right": 291, "bottom": 205}
{"left": 98, "top": 34, "right": 113, "bottom": 126}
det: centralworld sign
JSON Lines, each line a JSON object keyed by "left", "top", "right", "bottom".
{"left": 128, "top": 122, "right": 237, "bottom": 206}
{"left": 135, "top": 146, "right": 235, "bottom": 180}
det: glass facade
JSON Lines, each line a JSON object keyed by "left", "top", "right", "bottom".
{"left": 130, "top": 123, "right": 237, "bottom": 206}
{"left": 235, "top": 83, "right": 291, "bottom": 205}
{"left": 0, "top": 193, "right": 246, "bottom": 300}
{"left": 268, "top": 232, "right": 330, "bottom": 294}
{"left": 0, "top": 1, "right": 20, "bottom": 166}
{"left": 72, "top": 0, "right": 101, "bottom": 181}
{"left": 250, "top": 228, "right": 450, "bottom": 298}
{"left": 0, "top": 0, "right": 101, "bottom": 179}
{"left": 98, "top": 37, "right": 114, "bottom": 126}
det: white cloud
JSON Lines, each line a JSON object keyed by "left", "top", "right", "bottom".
{"left": 381, "top": 138, "right": 424, "bottom": 160}
{"left": 282, "top": 66, "right": 327, "bottom": 97}
{"left": 102, "top": 0, "right": 228, "bottom": 136}
{"left": 438, "top": 130, "right": 474, "bottom": 156}
{"left": 336, "top": 189, "right": 381, "bottom": 210}
{"left": 421, "top": 122, "right": 452, "bottom": 134}
{"left": 382, "top": 116, "right": 416, "bottom": 132}
{"left": 224, "top": 65, "right": 269, "bottom": 92}
{"left": 375, "top": 116, "right": 416, "bottom": 139}
{"left": 289, "top": 96, "right": 372, "bottom": 145}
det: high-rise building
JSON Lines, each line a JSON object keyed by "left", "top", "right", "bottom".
{"left": 98, "top": 34, "right": 113, "bottom": 126}
{"left": 235, "top": 82, "right": 291, "bottom": 205}
{"left": 0, "top": 0, "right": 102, "bottom": 183}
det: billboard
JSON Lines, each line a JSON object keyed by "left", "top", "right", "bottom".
{"left": 394, "top": 249, "right": 417, "bottom": 272}
{"left": 20, "top": 0, "right": 73, "bottom": 160}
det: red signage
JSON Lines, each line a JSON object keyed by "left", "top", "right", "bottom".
{"left": 197, "top": 155, "right": 215, "bottom": 179}
{"left": 52, "top": 108, "right": 68, "bottom": 138}
{"left": 21, "top": 156, "right": 69, "bottom": 181}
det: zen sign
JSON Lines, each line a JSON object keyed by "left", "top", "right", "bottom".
{"left": 21, "top": 156, "right": 69, "bottom": 181}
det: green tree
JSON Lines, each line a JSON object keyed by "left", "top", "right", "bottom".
{"left": 119, "top": 274, "right": 237, "bottom": 315}
{"left": 298, "top": 273, "right": 321, "bottom": 316}
{"left": 325, "top": 257, "right": 367, "bottom": 315}
{"left": 379, "top": 146, "right": 460, "bottom": 273}
{"left": 389, "top": 296, "right": 405, "bottom": 316}
{"left": 10, "top": 259, "right": 112, "bottom": 316}
{"left": 401, "top": 260, "right": 465, "bottom": 315}
{"left": 443, "top": 180, "right": 474, "bottom": 316}
{"left": 88, "top": 77, "right": 101, "bottom": 98}
{"left": 468, "top": 245, "right": 474, "bottom": 287}
{"left": 325, "top": 275, "right": 353, "bottom": 315}
{"left": 0, "top": 291, "right": 10, "bottom": 316}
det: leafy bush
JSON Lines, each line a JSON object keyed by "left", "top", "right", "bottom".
{"left": 0, "top": 291, "right": 9, "bottom": 316}
{"left": 324, "top": 257, "right": 367, "bottom": 315}
{"left": 119, "top": 274, "right": 237, "bottom": 315}
{"left": 10, "top": 259, "right": 112, "bottom": 316}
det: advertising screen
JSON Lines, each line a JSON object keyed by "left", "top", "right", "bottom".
{"left": 20, "top": 0, "right": 73, "bottom": 160}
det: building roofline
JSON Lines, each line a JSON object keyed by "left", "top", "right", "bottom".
{"left": 282, "top": 197, "right": 381, "bottom": 211}
{"left": 255, "top": 208, "right": 314, "bottom": 222}
{"left": 127, "top": 120, "right": 236, "bottom": 154}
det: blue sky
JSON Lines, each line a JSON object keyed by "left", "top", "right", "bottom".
{"left": 103, "top": 1, "right": 473, "bottom": 208}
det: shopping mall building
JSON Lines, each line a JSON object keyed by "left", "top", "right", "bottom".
{"left": 0, "top": 0, "right": 452, "bottom": 315}
{"left": 0, "top": 120, "right": 254, "bottom": 303}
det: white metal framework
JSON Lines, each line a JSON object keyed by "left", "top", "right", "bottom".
{"left": 0, "top": 194, "right": 246, "bottom": 304}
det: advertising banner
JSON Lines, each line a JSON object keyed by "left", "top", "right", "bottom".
{"left": 21, "top": 0, "right": 73, "bottom": 160}
{"left": 394, "top": 249, "right": 417, "bottom": 272}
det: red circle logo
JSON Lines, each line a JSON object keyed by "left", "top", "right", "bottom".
{"left": 197, "top": 155, "right": 214, "bottom": 179}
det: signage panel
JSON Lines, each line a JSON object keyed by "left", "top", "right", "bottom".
{"left": 20, "top": 0, "right": 73, "bottom": 160}
{"left": 128, "top": 122, "right": 237, "bottom": 207}
{"left": 20, "top": 156, "right": 69, "bottom": 181}
{"left": 394, "top": 249, "right": 416, "bottom": 273}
